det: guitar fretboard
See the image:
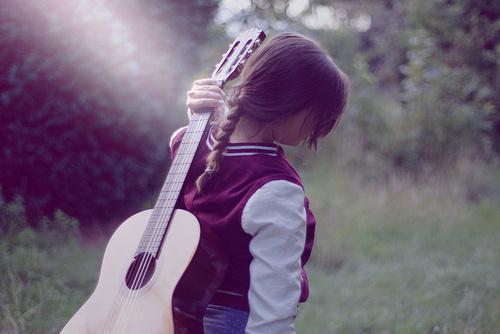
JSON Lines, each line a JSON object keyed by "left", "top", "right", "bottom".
{"left": 136, "top": 111, "right": 212, "bottom": 256}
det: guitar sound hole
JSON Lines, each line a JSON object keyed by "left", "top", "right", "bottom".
{"left": 125, "top": 252, "right": 156, "bottom": 290}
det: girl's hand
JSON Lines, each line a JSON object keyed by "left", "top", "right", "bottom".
{"left": 186, "top": 78, "right": 226, "bottom": 121}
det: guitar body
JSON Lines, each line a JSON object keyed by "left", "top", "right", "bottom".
{"left": 61, "top": 209, "right": 227, "bottom": 334}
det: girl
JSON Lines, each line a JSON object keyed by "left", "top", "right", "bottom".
{"left": 170, "top": 32, "right": 349, "bottom": 333}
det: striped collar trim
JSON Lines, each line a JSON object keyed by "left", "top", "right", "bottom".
{"left": 206, "top": 125, "right": 279, "bottom": 157}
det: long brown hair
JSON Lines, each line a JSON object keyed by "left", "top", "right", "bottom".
{"left": 196, "top": 32, "right": 350, "bottom": 192}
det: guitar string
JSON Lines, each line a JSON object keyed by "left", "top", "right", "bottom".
{"left": 111, "top": 115, "right": 204, "bottom": 334}
{"left": 112, "top": 110, "right": 211, "bottom": 333}
{"left": 119, "top": 114, "right": 206, "bottom": 331}
{"left": 121, "top": 117, "right": 206, "bottom": 332}
{"left": 114, "top": 114, "right": 205, "bottom": 333}
{"left": 103, "top": 113, "right": 207, "bottom": 334}
{"left": 122, "top": 111, "right": 211, "bottom": 332}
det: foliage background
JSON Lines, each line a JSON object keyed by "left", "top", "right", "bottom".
{"left": 1, "top": 0, "right": 499, "bottom": 333}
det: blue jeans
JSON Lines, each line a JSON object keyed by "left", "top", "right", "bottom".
{"left": 203, "top": 304, "right": 250, "bottom": 334}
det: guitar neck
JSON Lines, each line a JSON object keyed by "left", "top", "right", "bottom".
{"left": 137, "top": 109, "right": 213, "bottom": 257}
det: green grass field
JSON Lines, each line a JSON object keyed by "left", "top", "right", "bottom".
{"left": 295, "top": 160, "right": 500, "bottom": 333}
{"left": 1, "top": 159, "right": 499, "bottom": 333}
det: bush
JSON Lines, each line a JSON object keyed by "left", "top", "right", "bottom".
{"left": 0, "top": 188, "right": 102, "bottom": 333}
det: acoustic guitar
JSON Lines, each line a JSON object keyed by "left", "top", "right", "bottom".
{"left": 61, "top": 28, "right": 266, "bottom": 334}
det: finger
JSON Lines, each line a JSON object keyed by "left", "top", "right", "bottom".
{"left": 187, "top": 90, "right": 224, "bottom": 101}
{"left": 191, "top": 84, "right": 225, "bottom": 96}
{"left": 190, "top": 86, "right": 226, "bottom": 101}
{"left": 193, "top": 78, "right": 221, "bottom": 86}
{"left": 187, "top": 98, "right": 225, "bottom": 112}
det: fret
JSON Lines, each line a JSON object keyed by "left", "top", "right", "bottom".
{"left": 168, "top": 170, "right": 189, "bottom": 175}
{"left": 150, "top": 206, "right": 175, "bottom": 212}
{"left": 154, "top": 201, "right": 178, "bottom": 209}
{"left": 180, "top": 133, "right": 205, "bottom": 138}
{"left": 138, "top": 242, "right": 161, "bottom": 247}
{"left": 158, "top": 189, "right": 181, "bottom": 195}
{"left": 138, "top": 240, "right": 160, "bottom": 246}
{"left": 138, "top": 238, "right": 161, "bottom": 244}
{"left": 171, "top": 163, "right": 190, "bottom": 168}
{"left": 148, "top": 214, "right": 173, "bottom": 223}
{"left": 141, "top": 235, "right": 164, "bottom": 242}
{"left": 186, "top": 117, "right": 209, "bottom": 122}
{"left": 148, "top": 214, "right": 173, "bottom": 222}
{"left": 170, "top": 162, "right": 194, "bottom": 165}
{"left": 154, "top": 197, "right": 178, "bottom": 203}
{"left": 183, "top": 130, "right": 206, "bottom": 135}
{"left": 139, "top": 241, "right": 162, "bottom": 247}
{"left": 150, "top": 210, "right": 175, "bottom": 218}
{"left": 155, "top": 189, "right": 181, "bottom": 196}
{"left": 144, "top": 221, "right": 170, "bottom": 229}
{"left": 170, "top": 163, "right": 193, "bottom": 170}
{"left": 141, "top": 233, "right": 166, "bottom": 240}
{"left": 150, "top": 207, "right": 174, "bottom": 216}
{"left": 151, "top": 213, "right": 175, "bottom": 219}
{"left": 140, "top": 110, "right": 211, "bottom": 258}
{"left": 169, "top": 164, "right": 193, "bottom": 169}
{"left": 142, "top": 229, "right": 165, "bottom": 236}
{"left": 169, "top": 167, "right": 191, "bottom": 172}
{"left": 140, "top": 237, "right": 163, "bottom": 243}
{"left": 173, "top": 152, "right": 194, "bottom": 156}
{"left": 151, "top": 204, "right": 175, "bottom": 213}
{"left": 142, "top": 225, "right": 165, "bottom": 231}
{"left": 139, "top": 233, "right": 162, "bottom": 238}
{"left": 161, "top": 181, "right": 187, "bottom": 185}
{"left": 156, "top": 193, "right": 180, "bottom": 200}
{"left": 149, "top": 209, "right": 174, "bottom": 219}
{"left": 161, "top": 181, "right": 183, "bottom": 186}
{"left": 156, "top": 195, "right": 181, "bottom": 202}
{"left": 164, "top": 175, "right": 187, "bottom": 181}
{"left": 156, "top": 193, "right": 180, "bottom": 199}
{"left": 155, "top": 193, "right": 179, "bottom": 200}
{"left": 142, "top": 232, "right": 166, "bottom": 239}
{"left": 142, "top": 230, "right": 165, "bottom": 238}
{"left": 157, "top": 195, "right": 181, "bottom": 201}
{"left": 171, "top": 155, "right": 195, "bottom": 161}
{"left": 153, "top": 203, "right": 178, "bottom": 209}
{"left": 137, "top": 244, "right": 160, "bottom": 252}
{"left": 163, "top": 175, "right": 186, "bottom": 182}
{"left": 175, "top": 146, "right": 199, "bottom": 151}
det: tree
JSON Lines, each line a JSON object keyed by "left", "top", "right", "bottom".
{"left": 0, "top": 0, "right": 220, "bottom": 227}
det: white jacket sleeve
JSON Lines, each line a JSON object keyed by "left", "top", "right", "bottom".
{"left": 241, "top": 180, "right": 307, "bottom": 334}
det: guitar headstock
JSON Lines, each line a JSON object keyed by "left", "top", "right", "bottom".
{"left": 211, "top": 28, "right": 266, "bottom": 87}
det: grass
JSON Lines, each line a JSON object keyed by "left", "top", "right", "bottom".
{"left": 0, "top": 203, "right": 103, "bottom": 334}
{"left": 295, "top": 158, "right": 500, "bottom": 333}
{"left": 0, "top": 157, "right": 499, "bottom": 333}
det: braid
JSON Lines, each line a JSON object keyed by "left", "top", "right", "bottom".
{"left": 196, "top": 95, "right": 243, "bottom": 193}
